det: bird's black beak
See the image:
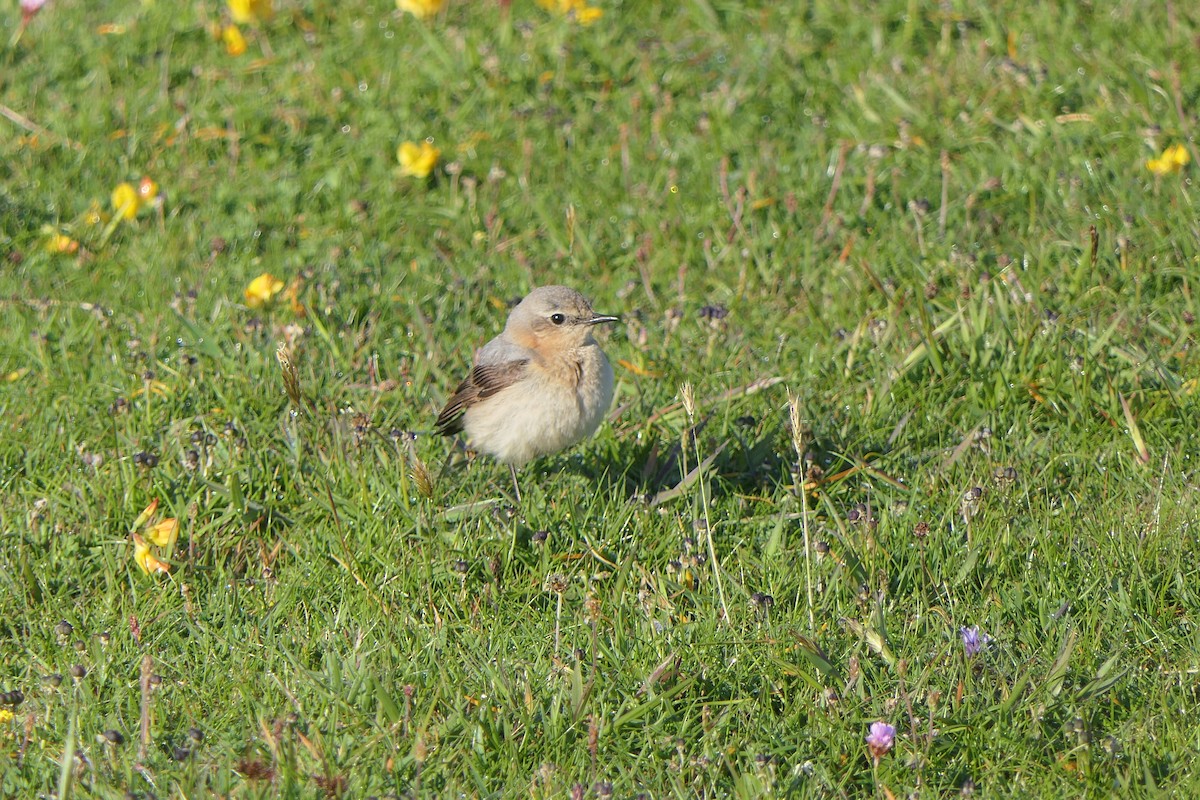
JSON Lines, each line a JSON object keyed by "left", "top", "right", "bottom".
{"left": 588, "top": 314, "right": 619, "bottom": 325}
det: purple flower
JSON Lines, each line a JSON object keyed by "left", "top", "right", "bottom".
{"left": 960, "top": 625, "right": 992, "bottom": 658}
{"left": 865, "top": 721, "right": 895, "bottom": 760}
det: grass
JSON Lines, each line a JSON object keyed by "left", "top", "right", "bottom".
{"left": 2, "top": 0, "right": 1199, "bottom": 796}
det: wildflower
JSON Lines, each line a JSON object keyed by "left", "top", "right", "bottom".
{"left": 138, "top": 177, "right": 162, "bottom": 205}
{"left": 132, "top": 533, "right": 171, "bottom": 574}
{"left": 111, "top": 182, "right": 141, "bottom": 220}
{"left": 130, "top": 499, "right": 179, "bottom": 575}
{"left": 244, "top": 272, "right": 284, "bottom": 307}
{"left": 227, "top": 0, "right": 273, "bottom": 24}
{"left": 20, "top": 0, "right": 47, "bottom": 21}
{"left": 0, "top": 709, "right": 12, "bottom": 724}
{"left": 84, "top": 201, "right": 105, "bottom": 226}
{"left": 145, "top": 517, "right": 179, "bottom": 548}
{"left": 960, "top": 625, "right": 992, "bottom": 658}
{"left": 396, "top": 0, "right": 447, "bottom": 19}
{"left": 865, "top": 721, "right": 895, "bottom": 761}
{"left": 538, "top": 0, "right": 602, "bottom": 24}
{"left": 1146, "top": 143, "right": 1190, "bottom": 176}
{"left": 574, "top": 5, "right": 602, "bottom": 23}
{"left": 45, "top": 233, "right": 79, "bottom": 255}
{"left": 397, "top": 140, "right": 440, "bottom": 178}
{"left": 222, "top": 24, "right": 247, "bottom": 56}
{"left": 131, "top": 498, "right": 160, "bottom": 531}
{"left": 283, "top": 276, "right": 306, "bottom": 316}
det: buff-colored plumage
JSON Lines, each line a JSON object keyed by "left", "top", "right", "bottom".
{"left": 436, "top": 286, "right": 617, "bottom": 497}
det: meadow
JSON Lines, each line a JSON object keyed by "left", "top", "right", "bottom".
{"left": 2, "top": 0, "right": 1199, "bottom": 796}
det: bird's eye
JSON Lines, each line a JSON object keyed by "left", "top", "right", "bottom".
{"left": 550, "top": 313, "right": 566, "bottom": 325}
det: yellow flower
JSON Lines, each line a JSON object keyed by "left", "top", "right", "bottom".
{"left": 227, "top": 0, "right": 273, "bottom": 24}
{"left": 538, "top": 0, "right": 602, "bottom": 23}
{"left": 245, "top": 272, "right": 285, "bottom": 307}
{"left": 145, "top": 518, "right": 179, "bottom": 548}
{"left": 397, "top": 140, "right": 440, "bottom": 178}
{"left": 129, "top": 500, "right": 178, "bottom": 575}
{"left": 1146, "top": 143, "right": 1190, "bottom": 176}
{"left": 45, "top": 233, "right": 79, "bottom": 254}
{"left": 132, "top": 533, "right": 171, "bottom": 575}
{"left": 573, "top": 6, "right": 602, "bottom": 23}
{"left": 397, "top": 0, "right": 447, "bottom": 18}
{"left": 222, "top": 25, "right": 247, "bottom": 56}
{"left": 85, "top": 201, "right": 106, "bottom": 226}
{"left": 131, "top": 498, "right": 160, "bottom": 531}
{"left": 0, "top": 709, "right": 12, "bottom": 724}
{"left": 111, "top": 182, "right": 141, "bottom": 220}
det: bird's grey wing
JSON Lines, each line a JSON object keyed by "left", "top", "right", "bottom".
{"left": 435, "top": 357, "right": 530, "bottom": 436}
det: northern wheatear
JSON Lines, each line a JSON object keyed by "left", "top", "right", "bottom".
{"left": 435, "top": 285, "right": 618, "bottom": 500}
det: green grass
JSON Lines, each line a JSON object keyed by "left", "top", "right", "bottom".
{"left": 2, "top": 0, "right": 1200, "bottom": 796}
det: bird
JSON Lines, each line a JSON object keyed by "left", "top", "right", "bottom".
{"left": 435, "top": 285, "right": 618, "bottom": 501}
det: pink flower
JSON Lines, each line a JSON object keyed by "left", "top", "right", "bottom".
{"left": 866, "top": 721, "right": 895, "bottom": 761}
{"left": 20, "top": 0, "right": 48, "bottom": 19}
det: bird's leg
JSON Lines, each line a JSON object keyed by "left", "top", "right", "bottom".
{"left": 509, "top": 463, "right": 522, "bottom": 503}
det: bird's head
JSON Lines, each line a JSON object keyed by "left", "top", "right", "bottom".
{"left": 505, "top": 285, "right": 618, "bottom": 350}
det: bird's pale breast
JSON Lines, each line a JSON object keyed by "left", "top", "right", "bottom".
{"left": 461, "top": 344, "right": 612, "bottom": 466}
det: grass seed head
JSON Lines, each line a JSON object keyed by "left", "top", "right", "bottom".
{"left": 408, "top": 449, "right": 435, "bottom": 500}
{"left": 679, "top": 382, "right": 695, "bottom": 420}
{"left": 276, "top": 342, "right": 304, "bottom": 409}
